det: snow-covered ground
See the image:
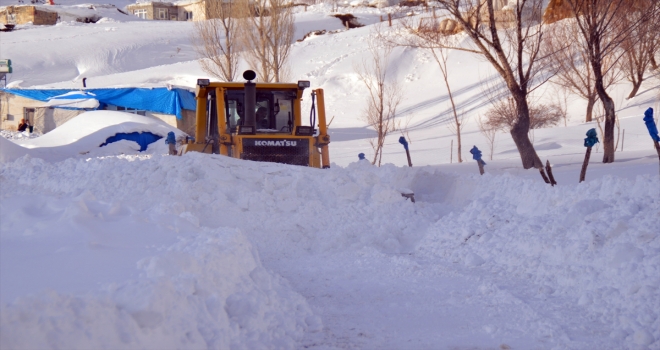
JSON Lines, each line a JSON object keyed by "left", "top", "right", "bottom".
{"left": 1, "top": 2, "right": 660, "bottom": 349}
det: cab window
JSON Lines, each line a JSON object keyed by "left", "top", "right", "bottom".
{"left": 224, "top": 89, "right": 296, "bottom": 133}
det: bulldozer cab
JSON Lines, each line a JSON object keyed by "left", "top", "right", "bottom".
{"left": 181, "top": 70, "right": 330, "bottom": 168}
{"left": 224, "top": 90, "right": 296, "bottom": 133}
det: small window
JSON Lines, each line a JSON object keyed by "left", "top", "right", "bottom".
{"left": 134, "top": 9, "right": 147, "bottom": 19}
{"left": 185, "top": 11, "right": 193, "bottom": 21}
{"left": 158, "top": 9, "right": 167, "bottom": 19}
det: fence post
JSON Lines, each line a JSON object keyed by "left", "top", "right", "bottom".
{"left": 388, "top": 13, "right": 392, "bottom": 27}
{"left": 580, "top": 128, "right": 599, "bottom": 183}
{"left": 621, "top": 129, "right": 625, "bottom": 151}
{"left": 545, "top": 160, "right": 557, "bottom": 186}
{"left": 450, "top": 139, "right": 453, "bottom": 163}
{"left": 399, "top": 136, "right": 412, "bottom": 167}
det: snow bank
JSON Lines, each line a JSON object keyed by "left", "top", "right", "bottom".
{"left": 0, "top": 111, "right": 185, "bottom": 163}
{"left": 0, "top": 130, "right": 42, "bottom": 140}
{"left": 0, "top": 191, "right": 320, "bottom": 349}
{"left": 2, "top": 145, "right": 659, "bottom": 348}
{"left": 417, "top": 173, "right": 660, "bottom": 347}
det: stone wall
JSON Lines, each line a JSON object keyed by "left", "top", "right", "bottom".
{"left": 1, "top": 6, "right": 57, "bottom": 25}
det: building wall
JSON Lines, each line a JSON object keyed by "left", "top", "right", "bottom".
{"left": 34, "top": 108, "right": 84, "bottom": 133}
{"left": 153, "top": 4, "right": 179, "bottom": 20}
{"left": 1, "top": 6, "right": 57, "bottom": 25}
{"left": 178, "top": 1, "right": 207, "bottom": 21}
{"left": 0, "top": 93, "right": 84, "bottom": 133}
{"left": 127, "top": 3, "right": 155, "bottom": 19}
{"left": 127, "top": 3, "right": 179, "bottom": 20}
{"left": 1, "top": 93, "right": 191, "bottom": 135}
{"left": 177, "top": 109, "right": 196, "bottom": 136}
{"left": 126, "top": 0, "right": 245, "bottom": 22}
{"left": 1, "top": 93, "right": 41, "bottom": 131}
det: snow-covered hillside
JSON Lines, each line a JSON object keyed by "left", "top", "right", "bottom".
{"left": 1, "top": 1, "right": 660, "bottom": 349}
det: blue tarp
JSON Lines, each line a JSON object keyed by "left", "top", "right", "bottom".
{"left": 100, "top": 132, "right": 163, "bottom": 151}
{"left": 1, "top": 87, "right": 196, "bottom": 120}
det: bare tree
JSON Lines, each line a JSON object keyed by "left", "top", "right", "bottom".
{"left": 477, "top": 115, "right": 497, "bottom": 160}
{"left": 355, "top": 36, "right": 404, "bottom": 166}
{"left": 193, "top": 0, "right": 239, "bottom": 82}
{"left": 237, "top": 0, "right": 295, "bottom": 82}
{"left": 650, "top": 1, "right": 660, "bottom": 70}
{"left": 563, "top": 0, "right": 651, "bottom": 163}
{"left": 553, "top": 86, "right": 570, "bottom": 127}
{"left": 618, "top": 0, "right": 659, "bottom": 99}
{"left": 385, "top": 17, "right": 467, "bottom": 162}
{"left": 447, "top": 109, "right": 466, "bottom": 162}
{"left": 484, "top": 97, "right": 563, "bottom": 131}
{"left": 435, "top": 0, "right": 553, "bottom": 171}
{"left": 544, "top": 18, "right": 620, "bottom": 122}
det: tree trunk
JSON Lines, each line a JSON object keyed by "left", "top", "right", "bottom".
{"left": 579, "top": 146, "right": 592, "bottom": 183}
{"left": 456, "top": 132, "right": 462, "bottom": 163}
{"left": 598, "top": 93, "right": 616, "bottom": 163}
{"left": 627, "top": 78, "right": 643, "bottom": 99}
{"left": 592, "top": 59, "right": 616, "bottom": 163}
{"left": 650, "top": 54, "right": 658, "bottom": 70}
{"left": 510, "top": 93, "right": 544, "bottom": 169}
{"left": 585, "top": 95, "right": 596, "bottom": 122}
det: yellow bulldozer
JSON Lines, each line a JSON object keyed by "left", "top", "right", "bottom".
{"left": 180, "top": 70, "right": 330, "bottom": 168}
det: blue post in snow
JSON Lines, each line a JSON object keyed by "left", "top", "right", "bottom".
{"left": 165, "top": 131, "right": 177, "bottom": 155}
{"left": 579, "top": 128, "right": 599, "bottom": 183}
{"left": 469, "top": 145, "right": 486, "bottom": 175}
{"left": 358, "top": 153, "right": 366, "bottom": 161}
{"left": 398, "top": 136, "right": 412, "bottom": 167}
{"left": 642, "top": 107, "right": 660, "bottom": 175}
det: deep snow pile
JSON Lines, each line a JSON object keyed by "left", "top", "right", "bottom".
{"left": 0, "top": 157, "right": 318, "bottom": 348}
{"left": 417, "top": 172, "right": 660, "bottom": 346}
{"left": 1, "top": 150, "right": 659, "bottom": 348}
{"left": 0, "top": 111, "right": 185, "bottom": 163}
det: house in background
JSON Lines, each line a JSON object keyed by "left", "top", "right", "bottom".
{"left": 126, "top": 2, "right": 180, "bottom": 21}
{"left": 0, "top": 87, "right": 197, "bottom": 136}
{"left": 0, "top": 5, "right": 58, "bottom": 25}
{"left": 126, "top": 0, "right": 235, "bottom": 22}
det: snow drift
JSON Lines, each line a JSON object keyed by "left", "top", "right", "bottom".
{"left": 1, "top": 150, "right": 659, "bottom": 348}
